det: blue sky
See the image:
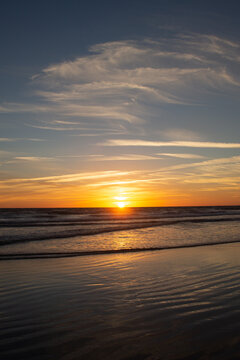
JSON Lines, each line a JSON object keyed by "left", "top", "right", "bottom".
{"left": 0, "top": 0, "right": 240, "bottom": 207}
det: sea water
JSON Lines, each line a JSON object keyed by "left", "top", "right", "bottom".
{"left": 1, "top": 207, "right": 240, "bottom": 359}
{"left": 0, "top": 206, "right": 240, "bottom": 259}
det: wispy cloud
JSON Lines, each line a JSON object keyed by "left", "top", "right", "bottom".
{"left": 88, "top": 178, "right": 153, "bottom": 187}
{"left": 158, "top": 153, "right": 204, "bottom": 159}
{"left": 87, "top": 154, "right": 161, "bottom": 161}
{"left": 0, "top": 137, "right": 45, "bottom": 142}
{"left": 104, "top": 139, "right": 240, "bottom": 148}
{"left": 0, "top": 103, "right": 54, "bottom": 113}
{"left": 148, "top": 155, "right": 240, "bottom": 190}
{"left": 156, "top": 155, "right": 240, "bottom": 172}
{"left": 84, "top": 155, "right": 240, "bottom": 191}
{"left": 0, "top": 154, "right": 239, "bottom": 205}
{"left": 0, "top": 170, "right": 133, "bottom": 185}
{"left": 0, "top": 138, "right": 14, "bottom": 142}
{"left": 159, "top": 128, "right": 202, "bottom": 141}
{"left": 1, "top": 33, "right": 240, "bottom": 131}
{"left": 14, "top": 156, "right": 54, "bottom": 161}
{"left": 0, "top": 151, "right": 13, "bottom": 156}
{"left": 0, "top": 169, "right": 142, "bottom": 206}
{"left": 27, "top": 122, "right": 125, "bottom": 136}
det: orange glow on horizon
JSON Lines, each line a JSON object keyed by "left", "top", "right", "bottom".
{"left": 1, "top": 182, "right": 240, "bottom": 208}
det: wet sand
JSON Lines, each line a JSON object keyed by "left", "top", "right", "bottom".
{"left": 0, "top": 243, "right": 240, "bottom": 360}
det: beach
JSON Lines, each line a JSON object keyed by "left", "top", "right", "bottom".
{"left": 1, "top": 242, "right": 240, "bottom": 360}
{"left": 1, "top": 1, "right": 240, "bottom": 358}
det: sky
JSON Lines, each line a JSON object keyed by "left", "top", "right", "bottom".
{"left": 0, "top": 0, "right": 240, "bottom": 207}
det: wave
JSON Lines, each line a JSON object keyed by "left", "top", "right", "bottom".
{"left": 1, "top": 216, "right": 240, "bottom": 247}
{"left": 1, "top": 239, "right": 240, "bottom": 260}
{"left": 1, "top": 206, "right": 240, "bottom": 227}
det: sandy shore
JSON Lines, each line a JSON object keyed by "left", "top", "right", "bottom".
{"left": 0, "top": 243, "right": 240, "bottom": 360}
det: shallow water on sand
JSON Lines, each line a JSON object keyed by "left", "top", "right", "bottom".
{"left": 0, "top": 243, "right": 240, "bottom": 359}
{"left": 1, "top": 206, "right": 240, "bottom": 259}
{"left": 1, "top": 219, "right": 240, "bottom": 259}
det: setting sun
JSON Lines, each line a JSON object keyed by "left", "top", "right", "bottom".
{"left": 114, "top": 194, "right": 128, "bottom": 208}
{"left": 117, "top": 202, "right": 126, "bottom": 208}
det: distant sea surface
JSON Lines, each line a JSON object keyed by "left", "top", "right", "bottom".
{"left": 1, "top": 206, "right": 240, "bottom": 259}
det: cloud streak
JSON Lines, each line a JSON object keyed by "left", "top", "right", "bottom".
{"left": 87, "top": 154, "right": 161, "bottom": 161}
{"left": 0, "top": 137, "right": 45, "bottom": 142}
{"left": 158, "top": 153, "right": 204, "bottom": 159}
{"left": 0, "top": 170, "right": 134, "bottom": 186}
{"left": 104, "top": 139, "right": 240, "bottom": 148}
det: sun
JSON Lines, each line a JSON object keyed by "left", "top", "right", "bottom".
{"left": 117, "top": 201, "right": 125, "bottom": 208}
{"left": 114, "top": 195, "right": 127, "bottom": 208}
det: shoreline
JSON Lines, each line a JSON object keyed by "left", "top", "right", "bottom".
{"left": 0, "top": 243, "right": 240, "bottom": 359}
{"left": 0, "top": 237, "right": 240, "bottom": 260}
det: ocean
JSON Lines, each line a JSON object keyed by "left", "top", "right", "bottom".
{"left": 1, "top": 206, "right": 240, "bottom": 259}
{"left": 1, "top": 206, "right": 240, "bottom": 359}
